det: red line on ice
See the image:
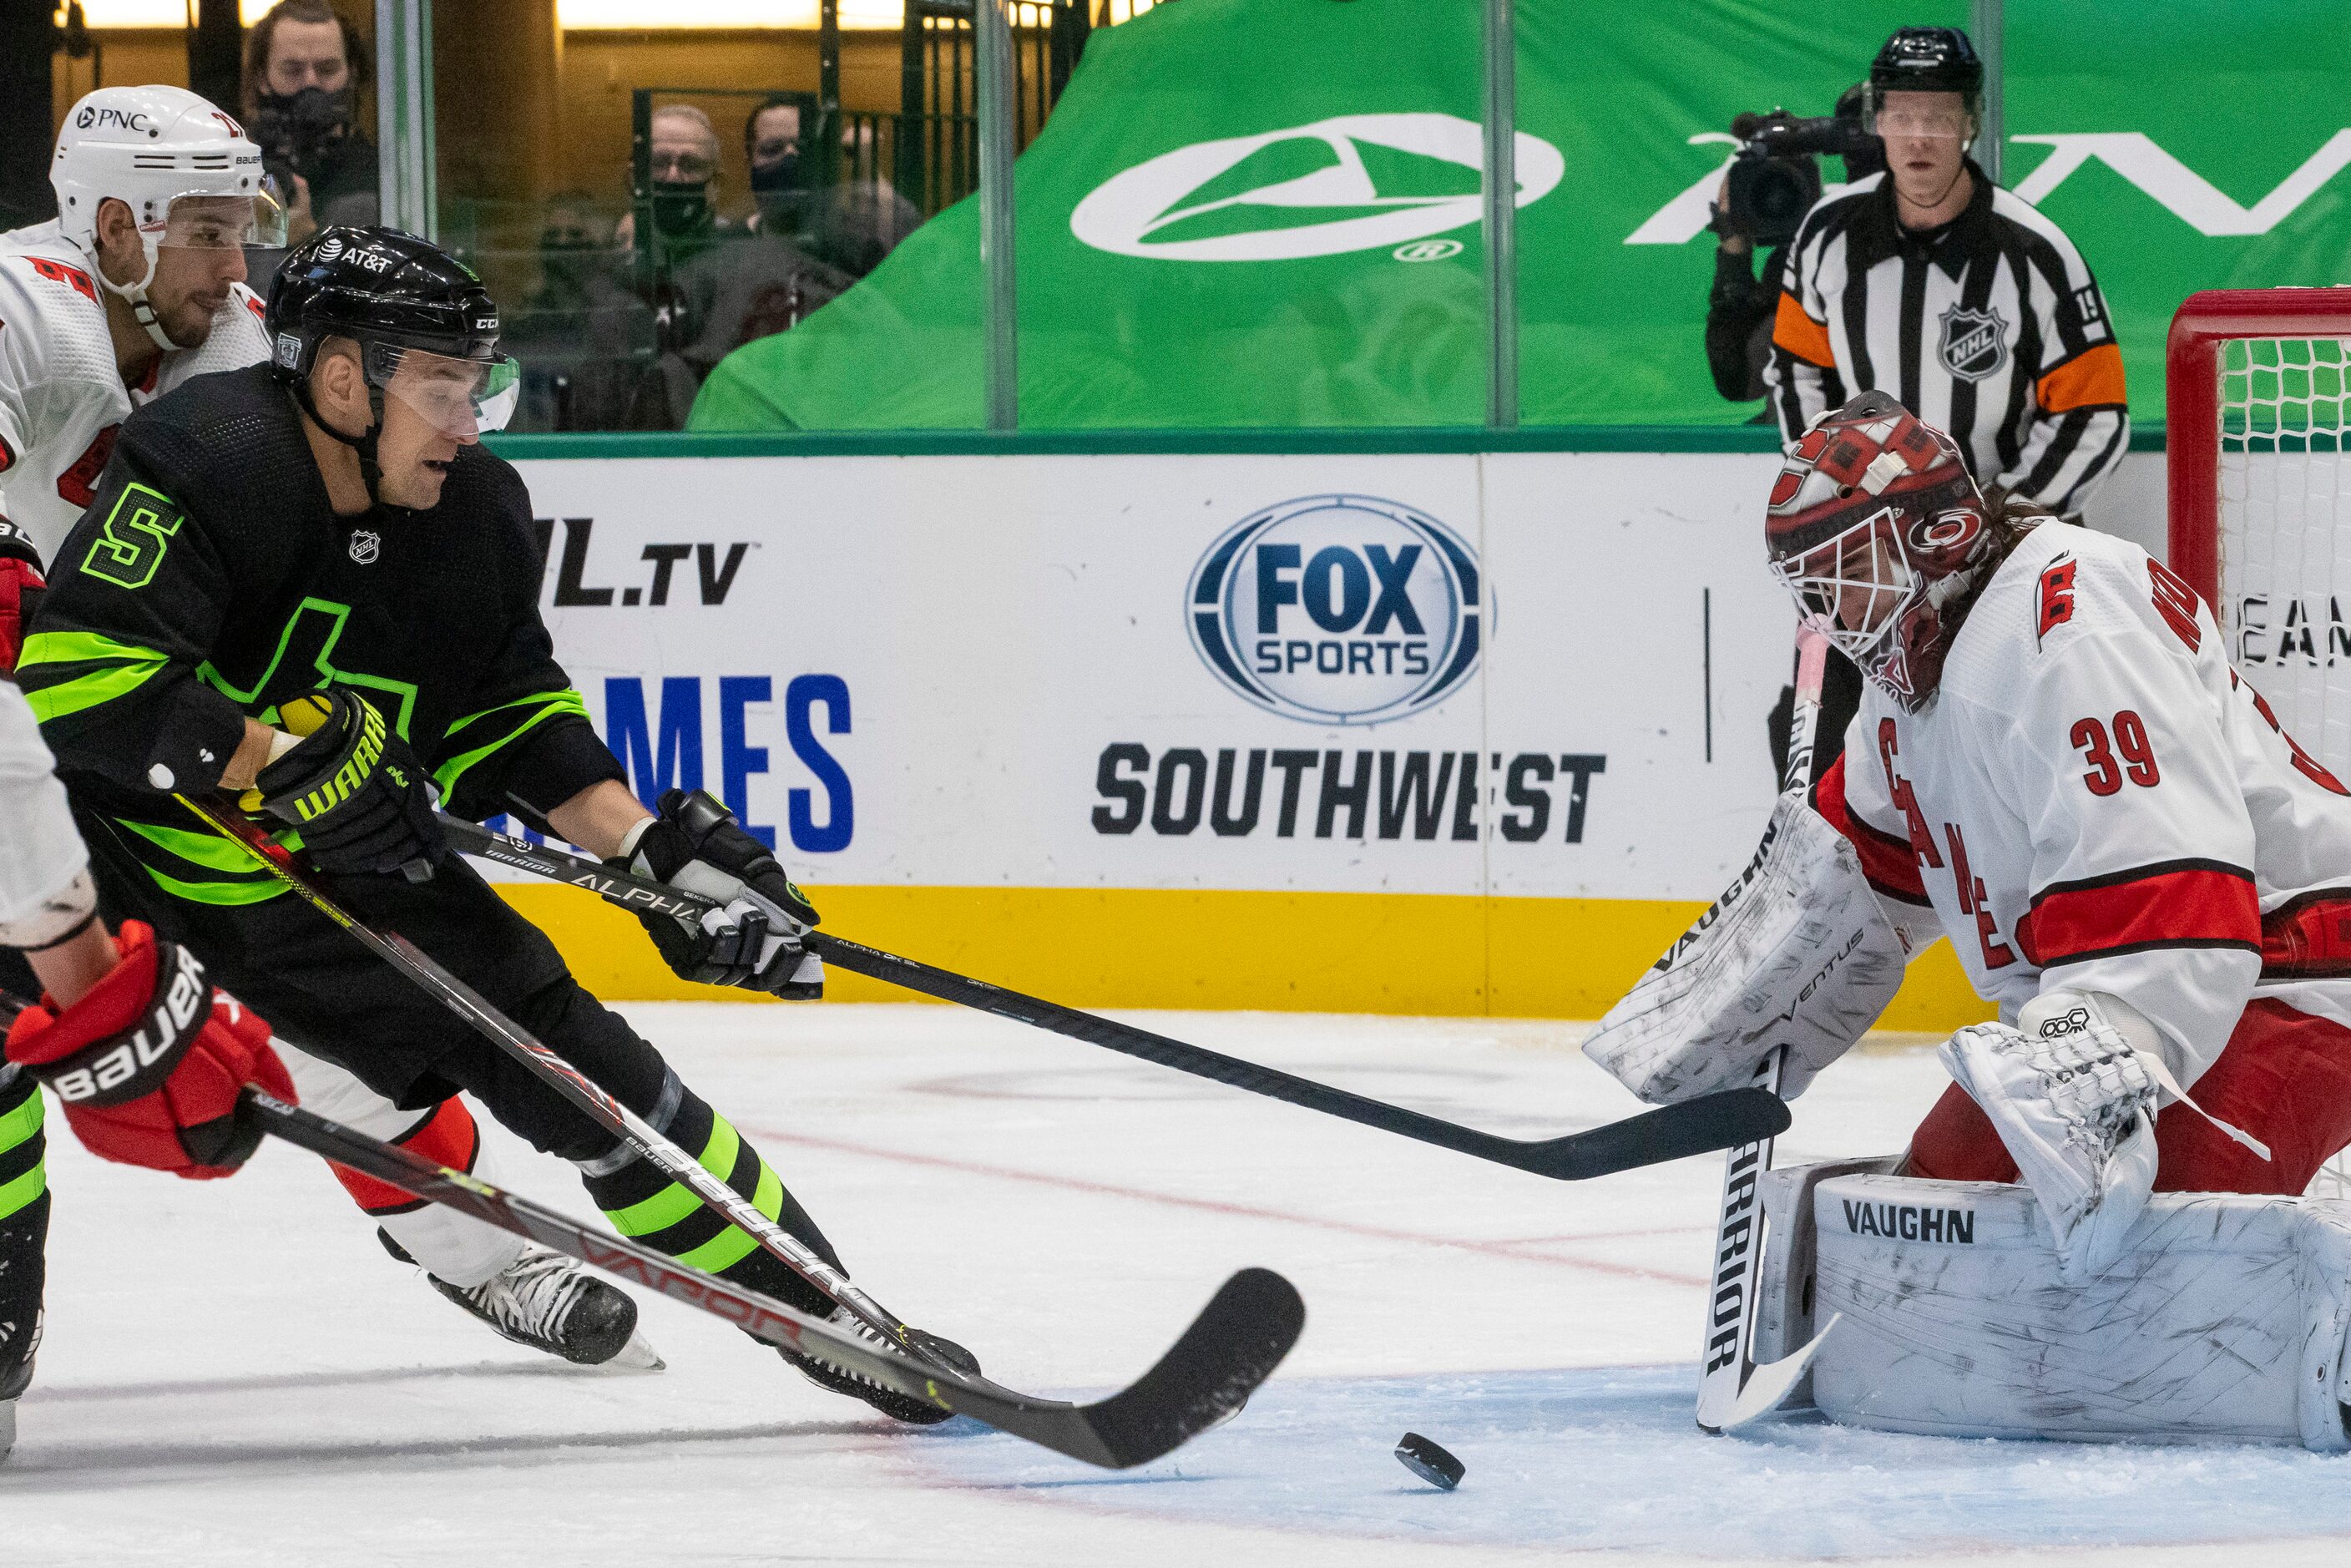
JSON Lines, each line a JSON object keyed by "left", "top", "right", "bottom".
{"left": 747, "top": 1125, "right": 1708, "bottom": 1287}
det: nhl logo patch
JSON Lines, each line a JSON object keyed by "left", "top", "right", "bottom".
{"left": 1938, "top": 304, "right": 2008, "bottom": 383}
{"left": 348, "top": 529, "right": 380, "bottom": 565}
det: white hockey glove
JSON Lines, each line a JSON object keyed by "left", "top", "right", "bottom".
{"left": 614, "top": 790, "right": 824, "bottom": 999}
{"left": 1585, "top": 792, "right": 1909, "bottom": 1105}
{"left": 1939, "top": 990, "right": 2270, "bottom": 1282}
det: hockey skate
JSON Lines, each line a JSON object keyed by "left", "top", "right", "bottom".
{"left": 382, "top": 1231, "right": 662, "bottom": 1369}
{"left": 778, "top": 1310, "right": 978, "bottom": 1425}
{"left": 0, "top": 1308, "right": 37, "bottom": 1463}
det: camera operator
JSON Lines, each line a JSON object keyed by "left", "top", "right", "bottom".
{"left": 1759, "top": 26, "right": 2126, "bottom": 788}
{"left": 242, "top": 0, "right": 377, "bottom": 247}
{"left": 1706, "top": 84, "right": 1882, "bottom": 406}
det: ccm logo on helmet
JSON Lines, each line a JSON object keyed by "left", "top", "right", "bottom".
{"left": 45, "top": 946, "right": 211, "bottom": 1105}
{"left": 73, "top": 106, "right": 156, "bottom": 134}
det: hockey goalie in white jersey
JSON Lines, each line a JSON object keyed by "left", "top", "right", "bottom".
{"left": 1588, "top": 390, "right": 2351, "bottom": 1446}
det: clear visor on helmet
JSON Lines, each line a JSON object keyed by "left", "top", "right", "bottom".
{"left": 1768, "top": 506, "right": 1917, "bottom": 665}
{"left": 362, "top": 342, "right": 521, "bottom": 438}
{"left": 1862, "top": 87, "right": 1974, "bottom": 141}
{"left": 149, "top": 190, "right": 290, "bottom": 250}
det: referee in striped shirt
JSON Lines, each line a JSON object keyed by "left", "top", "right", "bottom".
{"left": 1762, "top": 25, "right": 2126, "bottom": 787}
{"left": 1765, "top": 27, "right": 2127, "bottom": 522}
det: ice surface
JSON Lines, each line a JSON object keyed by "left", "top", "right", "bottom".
{"left": 4, "top": 1005, "right": 2348, "bottom": 1565}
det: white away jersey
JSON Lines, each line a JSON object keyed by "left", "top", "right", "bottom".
{"left": 1821, "top": 522, "right": 2351, "bottom": 1090}
{"left": 0, "top": 676, "right": 88, "bottom": 931}
{"left": 0, "top": 230, "right": 268, "bottom": 562}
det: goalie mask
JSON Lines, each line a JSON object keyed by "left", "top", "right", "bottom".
{"left": 1764, "top": 392, "right": 1994, "bottom": 711}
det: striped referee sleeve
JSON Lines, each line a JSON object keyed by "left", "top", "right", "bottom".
{"left": 1763, "top": 210, "right": 1848, "bottom": 442}
{"left": 1996, "top": 203, "right": 2128, "bottom": 515}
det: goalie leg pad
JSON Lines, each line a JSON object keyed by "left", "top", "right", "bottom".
{"left": 1811, "top": 1171, "right": 2351, "bottom": 1450}
{"left": 1585, "top": 793, "right": 1909, "bottom": 1104}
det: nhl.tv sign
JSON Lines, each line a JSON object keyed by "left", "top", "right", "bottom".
{"left": 1187, "top": 495, "right": 1482, "bottom": 725}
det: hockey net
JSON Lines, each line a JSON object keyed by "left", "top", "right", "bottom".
{"left": 2168, "top": 289, "right": 2351, "bottom": 1198}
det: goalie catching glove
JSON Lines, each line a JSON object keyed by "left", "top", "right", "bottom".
{"left": 249, "top": 689, "right": 446, "bottom": 879}
{"left": 1942, "top": 989, "right": 2270, "bottom": 1282}
{"left": 6, "top": 921, "right": 293, "bottom": 1178}
{"left": 1585, "top": 792, "right": 1910, "bottom": 1104}
{"left": 616, "top": 789, "right": 824, "bottom": 998}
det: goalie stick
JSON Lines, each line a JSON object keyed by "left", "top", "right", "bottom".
{"left": 1694, "top": 626, "right": 1840, "bottom": 1435}
{"left": 246, "top": 1087, "right": 1302, "bottom": 1468}
{"left": 169, "top": 792, "right": 983, "bottom": 1391}
{"left": 435, "top": 812, "right": 1792, "bottom": 1182}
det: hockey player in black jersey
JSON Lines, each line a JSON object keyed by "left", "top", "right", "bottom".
{"left": 18, "top": 226, "right": 957, "bottom": 1424}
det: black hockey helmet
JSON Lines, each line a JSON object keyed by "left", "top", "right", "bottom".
{"left": 1868, "top": 27, "right": 1983, "bottom": 104}
{"left": 265, "top": 225, "right": 518, "bottom": 493}
{"left": 266, "top": 225, "right": 503, "bottom": 379}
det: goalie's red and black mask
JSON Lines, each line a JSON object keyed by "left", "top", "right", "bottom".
{"left": 1765, "top": 392, "right": 1991, "bottom": 711}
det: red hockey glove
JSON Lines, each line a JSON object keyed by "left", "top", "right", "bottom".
{"left": 5, "top": 922, "right": 294, "bottom": 1178}
{"left": 0, "top": 518, "right": 44, "bottom": 676}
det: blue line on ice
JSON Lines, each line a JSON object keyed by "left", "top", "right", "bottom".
{"left": 919, "top": 1363, "right": 2351, "bottom": 1558}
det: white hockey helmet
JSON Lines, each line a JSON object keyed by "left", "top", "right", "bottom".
{"left": 50, "top": 85, "right": 287, "bottom": 351}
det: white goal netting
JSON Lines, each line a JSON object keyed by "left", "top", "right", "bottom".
{"left": 2217, "top": 334, "right": 2351, "bottom": 771}
{"left": 2210, "top": 331, "right": 2351, "bottom": 1200}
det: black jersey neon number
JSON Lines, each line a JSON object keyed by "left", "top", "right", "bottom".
{"left": 82, "top": 483, "right": 185, "bottom": 591}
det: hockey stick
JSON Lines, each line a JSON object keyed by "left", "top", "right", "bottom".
{"left": 437, "top": 812, "right": 1792, "bottom": 1182}
{"left": 241, "top": 1088, "right": 1302, "bottom": 1468}
{"left": 167, "top": 792, "right": 967, "bottom": 1384}
{"left": 1693, "top": 626, "right": 1839, "bottom": 1435}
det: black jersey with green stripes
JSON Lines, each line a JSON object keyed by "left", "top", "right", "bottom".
{"left": 18, "top": 363, "right": 621, "bottom": 907}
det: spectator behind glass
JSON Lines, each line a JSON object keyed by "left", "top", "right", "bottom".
{"left": 744, "top": 97, "right": 919, "bottom": 281}
{"left": 243, "top": 0, "right": 377, "bottom": 247}
{"left": 745, "top": 98, "right": 809, "bottom": 240}
{"left": 614, "top": 104, "right": 740, "bottom": 268}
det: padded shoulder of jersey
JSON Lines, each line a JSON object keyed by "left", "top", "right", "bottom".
{"left": 1942, "top": 524, "right": 2191, "bottom": 708}
{"left": 0, "top": 236, "right": 119, "bottom": 393}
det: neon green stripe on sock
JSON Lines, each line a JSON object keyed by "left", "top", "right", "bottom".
{"left": 0, "top": 1160, "right": 47, "bottom": 1222}
{"left": 0, "top": 1089, "right": 43, "bottom": 1157}
{"left": 601, "top": 1114, "right": 746, "bottom": 1238}
{"left": 675, "top": 1221, "right": 761, "bottom": 1274}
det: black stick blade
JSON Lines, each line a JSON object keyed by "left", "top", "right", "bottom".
{"left": 1523, "top": 1088, "right": 1792, "bottom": 1180}
{"left": 1067, "top": 1267, "right": 1305, "bottom": 1469}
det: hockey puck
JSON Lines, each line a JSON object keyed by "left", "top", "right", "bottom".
{"left": 1394, "top": 1431, "right": 1464, "bottom": 1490}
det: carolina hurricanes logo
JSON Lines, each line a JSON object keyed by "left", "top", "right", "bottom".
{"left": 1909, "top": 508, "right": 1980, "bottom": 550}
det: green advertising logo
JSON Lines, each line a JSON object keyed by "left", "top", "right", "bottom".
{"left": 1629, "top": 128, "right": 2351, "bottom": 245}
{"left": 1071, "top": 113, "right": 1564, "bottom": 262}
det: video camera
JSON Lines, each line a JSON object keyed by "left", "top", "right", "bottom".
{"left": 1718, "top": 109, "right": 1879, "bottom": 248}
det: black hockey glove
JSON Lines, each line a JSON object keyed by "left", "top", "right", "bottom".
{"left": 616, "top": 788, "right": 822, "bottom": 998}
{"left": 250, "top": 689, "right": 446, "bottom": 880}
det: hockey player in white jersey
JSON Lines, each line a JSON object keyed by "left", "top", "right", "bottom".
{"left": 0, "top": 86, "right": 277, "bottom": 562}
{"left": 0, "top": 87, "right": 650, "bottom": 1374}
{"left": 1587, "top": 392, "right": 2351, "bottom": 1445}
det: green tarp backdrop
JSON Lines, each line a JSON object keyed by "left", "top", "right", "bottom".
{"left": 690, "top": 0, "right": 2351, "bottom": 432}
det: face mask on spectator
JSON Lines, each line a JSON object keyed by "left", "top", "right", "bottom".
{"left": 750, "top": 152, "right": 803, "bottom": 196}
{"left": 649, "top": 180, "right": 715, "bottom": 240}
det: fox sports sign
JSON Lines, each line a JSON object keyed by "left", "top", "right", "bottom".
{"left": 1186, "top": 495, "right": 1484, "bottom": 726}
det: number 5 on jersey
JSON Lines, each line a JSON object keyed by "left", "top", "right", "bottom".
{"left": 83, "top": 482, "right": 184, "bottom": 591}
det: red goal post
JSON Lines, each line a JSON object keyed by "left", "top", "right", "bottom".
{"left": 2167, "top": 287, "right": 2351, "bottom": 607}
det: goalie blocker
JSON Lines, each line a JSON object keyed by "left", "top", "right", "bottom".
{"left": 1582, "top": 790, "right": 1916, "bottom": 1105}
{"left": 1753, "top": 1162, "right": 2351, "bottom": 1449}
